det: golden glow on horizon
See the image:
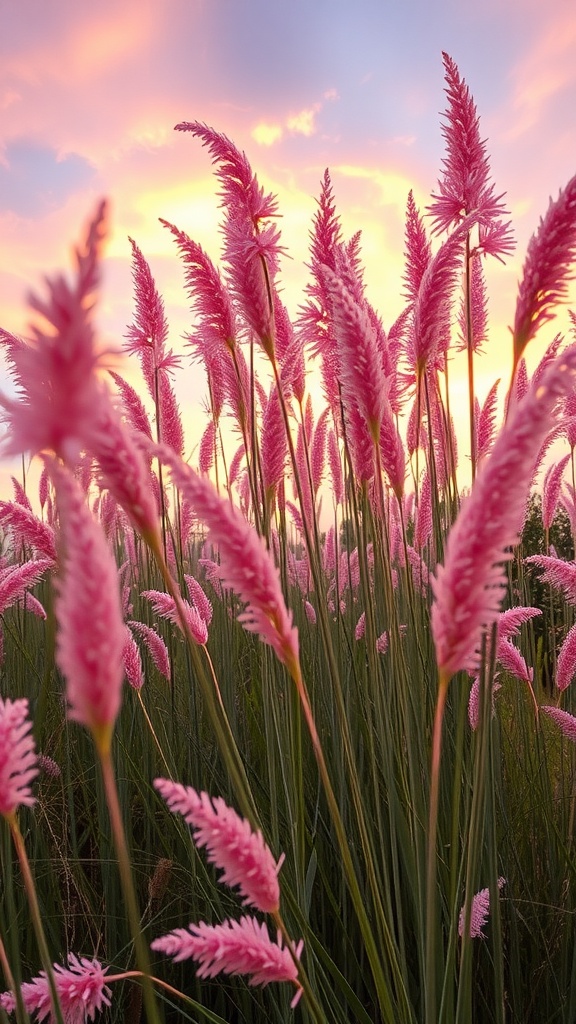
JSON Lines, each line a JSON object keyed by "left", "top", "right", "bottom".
{"left": 252, "top": 123, "right": 283, "bottom": 147}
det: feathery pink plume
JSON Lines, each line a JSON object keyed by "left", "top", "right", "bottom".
{"left": 0, "top": 558, "right": 52, "bottom": 614}
{"left": 184, "top": 574, "right": 213, "bottom": 625}
{"left": 403, "top": 190, "right": 432, "bottom": 304}
{"left": 0, "top": 697, "right": 38, "bottom": 817}
{"left": 128, "top": 620, "right": 170, "bottom": 680}
{"left": 525, "top": 554, "right": 576, "bottom": 604}
{"left": 432, "top": 345, "right": 576, "bottom": 679}
{"left": 125, "top": 238, "right": 180, "bottom": 392}
{"left": 475, "top": 379, "right": 500, "bottom": 465}
{"left": 542, "top": 454, "right": 571, "bottom": 531}
{"left": 414, "top": 472, "right": 433, "bottom": 550}
{"left": 151, "top": 916, "right": 302, "bottom": 1004}
{"left": 410, "top": 215, "right": 477, "bottom": 376}
{"left": 123, "top": 628, "right": 144, "bottom": 691}
{"left": 49, "top": 459, "right": 125, "bottom": 749}
{"left": 513, "top": 172, "right": 576, "bottom": 363}
{"left": 1, "top": 953, "right": 111, "bottom": 1023}
{"left": 154, "top": 779, "right": 283, "bottom": 912}
{"left": 459, "top": 878, "right": 505, "bottom": 939}
{"left": 0, "top": 202, "right": 110, "bottom": 463}
{"left": 468, "top": 675, "right": 502, "bottom": 730}
{"left": 498, "top": 606, "right": 541, "bottom": 640}
{"left": 261, "top": 384, "right": 288, "bottom": 502}
{"left": 0, "top": 501, "right": 57, "bottom": 562}
{"left": 429, "top": 53, "right": 513, "bottom": 260}
{"left": 141, "top": 589, "right": 208, "bottom": 646}
{"left": 10, "top": 476, "right": 32, "bottom": 510}
{"left": 327, "top": 428, "right": 343, "bottom": 506}
{"left": 541, "top": 705, "right": 576, "bottom": 742}
{"left": 198, "top": 420, "right": 216, "bottom": 474}
{"left": 497, "top": 638, "right": 532, "bottom": 683}
{"left": 109, "top": 371, "right": 153, "bottom": 440}
{"left": 156, "top": 445, "right": 299, "bottom": 673}
{"left": 457, "top": 253, "right": 488, "bottom": 353}
{"left": 556, "top": 623, "right": 576, "bottom": 691}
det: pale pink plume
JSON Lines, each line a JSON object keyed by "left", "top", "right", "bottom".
{"left": 496, "top": 638, "right": 532, "bottom": 683}
{"left": 541, "top": 705, "right": 576, "bottom": 742}
{"left": 0, "top": 501, "right": 57, "bottom": 562}
{"left": 458, "top": 878, "right": 505, "bottom": 939}
{"left": 123, "top": 627, "right": 144, "bottom": 691}
{"left": 513, "top": 172, "right": 576, "bottom": 363}
{"left": 429, "top": 52, "right": 514, "bottom": 261}
{"left": 0, "top": 201, "right": 110, "bottom": 464}
{"left": 158, "top": 371, "right": 185, "bottom": 457}
{"left": 0, "top": 697, "right": 38, "bottom": 818}
{"left": 125, "top": 237, "right": 180, "bottom": 397}
{"left": 49, "top": 459, "right": 125, "bottom": 747}
{"left": 151, "top": 916, "right": 302, "bottom": 1004}
{"left": 542, "top": 454, "right": 571, "bottom": 531}
{"left": 525, "top": 554, "right": 576, "bottom": 604}
{"left": 432, "top": 345, "right": 576, "bottom": 679}
{"left": 157, "top": 445, "right": 299, "bottom": 673}
{"left": 154, "top": 779, "right": 283, "bottom": 912}
{"left": 1, "top": 953, "right": 111, "bottom": 1023}
{"left": 0, "top": 558, "right": 52, "bottom": 615}
{"left": 556, "top": 624, "right": 576, "bottom": 691}
{"left": 109, "top": 371, "right": 153, "bottom": 441}
{"left": 414, "top": 472, "right": 433, "bottom": 550}
{"left": 497, "top": 606, "right": 541, "bottom": 641}
{"left": 184, "top": 574, "right": 213, "bottom": 626}
{"left": 141, "top": 589, "right": 208, "bottom": 646}
{"left": 128, "top": 620, "right": 171, "bottom": 681}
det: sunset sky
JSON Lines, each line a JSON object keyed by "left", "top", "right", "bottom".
{"left": 1, "top": 0, "right": 576, "bottom": 494}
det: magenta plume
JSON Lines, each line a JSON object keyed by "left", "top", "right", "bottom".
{"left": 156, "top": 444, "right": 299, "bottom": 674}
{"left": 0, "top": 501, "right": 57, "bottom": 562}
{"left": 429, "top": 52, "right": 513, "bottom": 260}
{"left": 556, "top": 624, "right": 576, "bottom": 691}
{"left": 542, "top": 455, "right": 571, "bottom": 532}
{"left": 513, "top": 172, "right": 576, "bottom": 366}
{"left": 432, "top": 345, "right": 576, "bottom": 680}
{"left": 458, "top": 879, "right": 505, "bottom": 939}
{"left": 109, "top": 371, "right": 153, "bottom": 441}
{"left": 403, "top": 190, "right": 432, "bottom": 304}
{"left": 475, "top": 379, "right": 500, "bottom": 465}
{"left": 525, "top": 554, "right": 576, "bottom": 604}
{"left": 127, "top": 621, "right": 170, "bottom": 681}
{"left": 154, "top": 778, "right": 283, "bottom": 912}
{"left": 0, "top": 202, "right": 110, "bottom": 464}
{"left": 542, "top": 705, "right": 576, "bottom": 741}
{"left": 141, "top": 589, "right": 208, "bottom": 646}
{"left": 0, "top": 697, "right": 38, "bottom": 818}
{"left": 125, "top": 238, "right": 180, "bottom": 395}
{"left": 0, "top": 954, "right": 111, "bottom": 1022}
{"left": 151, "top": 916, "right": 302, "bottom": 1004}
{"left": 49, "top": 459, "right": 125, "bottom": 753}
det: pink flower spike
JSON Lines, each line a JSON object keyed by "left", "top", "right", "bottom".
{"left": 0, "top": 201, "right": 110, "bottom": 464}
{"left": 49, "top": 459, "right": 125, "bottom": 752}
{"left": 556, "top": 624, "right": 576, "bottom": 691}
{"left": 459, "top": 878, "right": 505, "bottom": 938}
{"left": 1, "top": 953, "right": 111, "bottom": 1023}
{"left": 141, "top": 589, "right": 208, "bottom": 645}
{"left": 432, "top": 345, "right": 576, "bottom": 680}
{"left": 151, "top": 915, "right": 302, "bottom": 1000}
{"left": 0, "top": 697, "right": 38, "bottom": 818}
{"left": 513, "top": 172, "right": 576, "bottom": 363}
{"left": 542, "top": 705, "right": 576, "bottom": 741}
{"left": 155, "top": 444, "right": 299, "bottom": 674}
{"left": 154, "top": 779, "right": 283, "bottom": 912}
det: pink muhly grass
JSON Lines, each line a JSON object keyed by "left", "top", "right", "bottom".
{"left": 109, "top": 371, "right": 153, "bottom": 441}
{"left": 151, "top": 916, "right": 302, "bottom": 1004}
{"left": 556, "top": 624, "right": 576, "bottom": 691}
{"left": 49, "top": 459, "right": 125, "bottom": 751}
{"left": 184, "top": 574, "right": 213, "bottom": 626}
{"left": 123, "top": 628, "right": 144, "bottom": 691}
{"left": 141, "top": 589, "right": 208, "bottom": 646}
{"left": 156, "top": 444, "right": 299, "bottom": 673}
{"left": 125, "top": 238, "right": 180, "bottom": 394}
{"left": 468, "top": 675, "right": 502, "bottom": 730}
{"left": 512, "top": 172, "right": 576, "bottom": 366}
{"left": 542, "top": 704, "right": 576, "bottom": 741}
{"left": 0, "top": 558, "right": 52, "bottom": 614}
{"left": 475, "top": 379, "right": 500, "bottom": 465}
{"left": 414, "top": 472, "right": 433, "bottom": 550}
{"left": 432, "top": 345, "right": 576, "bottom": 680}
{"left": 429, "top": 52, "right": 513, "bottom": 260}
{"left": 88, "top": 396, "right": 160, "bottom": 542}
{"left": 457, "top": 253, "right": 488, "bottom": 353}
{"left": 542, "top": 454, "right": 571, "bottom": 531}
{"left": 154, "top": 779, "right": 283, "bottom": 912}
{"left": 410, "top": 215, "right": 477, "bottom": 377}
{"left": 320, "top": 264, "right": 386, "bottom": 443}
{"left": 261, "top": 385, "right": 288, "bottom": 501}
{"left": 1, "top": 953, "right": 111, "bottom": 1024}
{"left": 128, "top": 620, "right": 170, "bottom": 680}
{"left": 498, "top": 606, "right": 542, "bottom": 640}
{"left": 0, "top": 202, "right": 111, "bottom": 464}
{"left": 0, "top": 501, "right": 57, "bottom": 562}
{"left": 157, "top": 372, "right": 185, "bottom": 456}
{"left": 10, "top": 476, "right": 32, "bottom": 511}
{"left": 0, "top": 697, "right": 38, "bottom": 818}
{"left": 524, "top": 554, "right": 576, "bottom": 604}
{"left": 403, "top": 190, "right": 432, "bottom": 304}
{"left": 497, "top": 638, "right": 532, "bottom": 683}
{"left": 327, "top": 428, "right": 344, "bottom": 505}
{"left": 198, "top": 419, "right": 217, "bottom": 474}
{"left": 458, "top": 878, "right": 505, "bottom": 939}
